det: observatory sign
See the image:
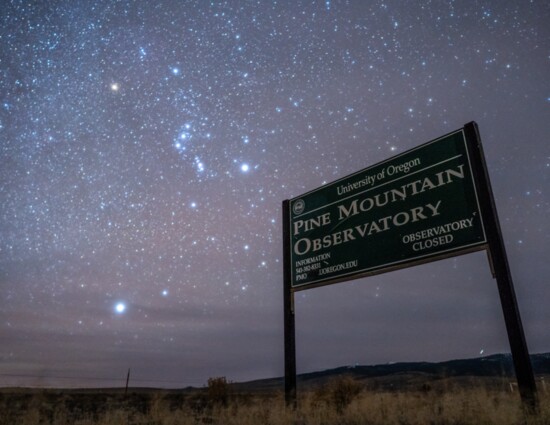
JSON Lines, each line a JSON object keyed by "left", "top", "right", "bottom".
{"left": 287, "top": 129, "right": 487, "bottom": 290}
{"left": 283, "top": 123, "right": 538, "bottom": 411}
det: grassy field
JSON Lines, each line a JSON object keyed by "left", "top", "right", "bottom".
{"left": 1, "top": 376, "right": 548, "bottom": 424}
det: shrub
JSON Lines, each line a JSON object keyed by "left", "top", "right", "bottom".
{"left": 316, "top": 375, "right": 363, "bottom": 414}
{"left": 207, "top": 376, "right": 230, "bottom": 407}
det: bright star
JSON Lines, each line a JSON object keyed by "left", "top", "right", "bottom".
{"left": 195, "top": 157, "right": 205, "bottom": 172}
{"left": 241, "top": 163, "right": 250, "bottom": 172}
{"left": 110, "top": 83, "right": 119, "bottom": 91}
{"left": 115, "top": 302, "right": 126, "bottom": 314}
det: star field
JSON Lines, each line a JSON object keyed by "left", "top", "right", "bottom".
{"left": 1, "top": 1, "right": 549, "bottom": 387}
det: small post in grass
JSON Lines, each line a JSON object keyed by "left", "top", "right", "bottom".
{"left": 125, "top": 368, "right": 131, "bottom": 395}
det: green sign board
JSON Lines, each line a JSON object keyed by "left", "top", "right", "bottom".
{"left": 288, "top": 128, "right": 487, "bottom": 290}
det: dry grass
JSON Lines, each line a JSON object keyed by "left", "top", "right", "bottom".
{"left": 1, "top": 379, "right": 548, "bottom": 425}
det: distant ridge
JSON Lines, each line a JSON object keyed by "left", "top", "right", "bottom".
{"left": 233, "top": 353, "right": 550, "bottom": 392}
{"left": 4, "top": 353, "right": 547, "bottom": 392}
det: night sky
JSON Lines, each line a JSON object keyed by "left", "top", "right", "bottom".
{"left": 1, "top": 1, "right": 549, "bottom": 388}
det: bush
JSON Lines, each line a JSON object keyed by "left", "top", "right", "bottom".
{"left": 316, "top": 375, "right": 363, "bottom": 414}
{"left": 207, "top": 376, "right": 230, "bottom": 407}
